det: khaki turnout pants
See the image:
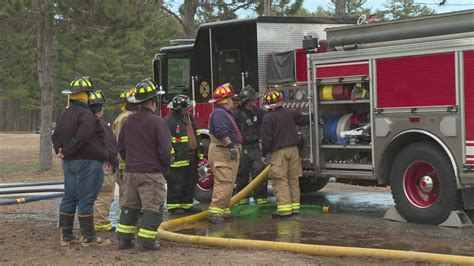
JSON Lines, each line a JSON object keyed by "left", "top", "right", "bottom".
{"left": 269, "top": 145, "right": 302, "bottom": 213}
{"left": 208, "top": 135, "right": 241, "bottom": 216}
{"left": 94, "top": 171, "right": 116, "bottom": 231}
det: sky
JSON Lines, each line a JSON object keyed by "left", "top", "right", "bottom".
{"left": 303, "top": 0, "right": 474, "bottom": 13}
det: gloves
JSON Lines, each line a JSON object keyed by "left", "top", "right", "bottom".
{"left": 226, "top": 143, "right": 238, "bottom": 161}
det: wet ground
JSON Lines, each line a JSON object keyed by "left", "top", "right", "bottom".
{"left": 171, "top": 190, "right": 474, "bottom": 257}
{"left": 2, "top": 185, "right": 473, "bottom": 259}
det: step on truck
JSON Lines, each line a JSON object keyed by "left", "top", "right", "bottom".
{"left": 153, "top": 10, "right": 474, "bottom": 225}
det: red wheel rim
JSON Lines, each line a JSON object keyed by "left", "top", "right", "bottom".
{"left": 403, "top": 161, "right": 440, "bottom": 208}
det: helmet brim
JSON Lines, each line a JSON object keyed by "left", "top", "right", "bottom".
{"left": 168, "top": 100, "right": 196, "bottom": 110}
{"left": 263, "top": 101, "right": 283, "bottom": 110}
{"left": 128, "top": 91, "right": 163, "bottom": 104}
{"left": 62, "top": 88, "right": 93, "bottom": 95}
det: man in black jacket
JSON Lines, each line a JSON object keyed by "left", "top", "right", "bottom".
{"left": 52, "top": 77, "right": 108, "bottom": 246}
{"left": 233, "top": 86, "right": 268, "bottom": 205}
{"left": 117, "top": 79, "right": 171, "bottom": 252}
{"left": 261, "top": 88, "right": 309, "bottom": 218}
{"left": 89, "top": 91, "right": 119, "bottom": 232}
{"left": 164, "top": 95, "right": 203, "bottom": 215}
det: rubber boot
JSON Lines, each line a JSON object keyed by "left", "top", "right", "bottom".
{"left": 59, "top": 213, "right": 78, "bottom": 246}
{"left": 118, "top": 239, "right": 134, "bottom": 250}
{"left": 272, "top": 211, "right": 293, "bottom": 219}
{"left": 137, "top": 237, "right": 160, "bottom": 252}
{"left": 222, "top": 208, "right": 234, "bottom": 220}
{"left": 207, "top": 214, "right": 225, "bottom": 224}
{"left": 78, "top": 215, "right": 111, "bottom": 247}
{"left": 181, "top": 206, "right": 201, "bottom": 214}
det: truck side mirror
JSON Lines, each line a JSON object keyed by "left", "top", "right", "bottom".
{"left": 153, "top": 55, "right": 162, "bottom": 85}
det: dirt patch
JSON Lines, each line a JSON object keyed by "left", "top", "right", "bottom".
{"left": 0, "top": 218, "right": 415, "bottom": 265}
{"left": 0, "top": 133, "right": 63, "bottom": 182}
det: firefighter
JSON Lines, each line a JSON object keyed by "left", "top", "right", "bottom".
{"left": 233, "top": 85, "right": 268, "bottom": 205}
{"left": 52, "top": 77, "right": 108, "bottom": 246}
{"left": 117, "top": 79, "right": 171, "bottom": 252}
{"left": 261, "top": 88, "right": 309, "bottom": 218}
{"left": 164, "top": 94, "right": 203, "bottom": 215}
{"left": 90, "top": 91, "right": 119, "bottom": 232}
{"left": 112, "top": 88, "right": 136, "bottom": 208}
{"left": 207, "top": 83, "right": 242, "bottom": 224}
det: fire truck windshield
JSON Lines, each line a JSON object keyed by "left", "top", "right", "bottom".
{"left": 167, "top": 56, "right": 190, "bottom": 95}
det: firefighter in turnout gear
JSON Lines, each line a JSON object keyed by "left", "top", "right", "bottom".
{"left": 91, "top": 91, "right": 120, "bottom": 232}
{"left": 113, "top": 88, "right": 136, "bottom": 208}
{"left": 261, "top": 88, "right": 309, "bottom": 218}
{"left": 207, "top": 83, "right": 242, "bottom": 224}
{"left": 52, "top": 77, "right": 108, "bottom": 246}
{"left": 233, "top": 86, "right": 268, "bottom": 205}
{"left": 117, "top": 79, "right": 171, "bottom": 252}
{"left": 164, "top": 95, "right": 203, "bottom": 215}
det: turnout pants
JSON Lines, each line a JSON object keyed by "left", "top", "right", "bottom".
{"left": 117, "top": 173, "right": 166, "bottom": 244}
{"left": 93, "top": 170, "right": 116, "bottom": 231}
{"left": 167, "top": 152, "right": 198, "bottom": 210}
{"left": 269, "top": 146, "right": 302, "bottom": 214}
{"left": 235, "top": 144, "right": 267, "bottom": 204}
{"left": 208, "top": 135, "right": 241, "bottom": 217}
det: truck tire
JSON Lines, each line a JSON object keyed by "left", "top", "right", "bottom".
{"left": 299, "top": 175, "right": 330, "bottom": 194}
{"left": 390, "top": 141, "right": 459, "bottom": 225}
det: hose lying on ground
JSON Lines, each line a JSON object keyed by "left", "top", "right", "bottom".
{"left": 0, "top": 188, "right": 64, "bottom": 195}
{"left": 158, "top": 166, "right": 474, "bottom": 265}
{"left": 0, "top": 181, "right": 63, "bottom": 189}
{"left": 0, "top": 193, "right": 64, "bottom": 206}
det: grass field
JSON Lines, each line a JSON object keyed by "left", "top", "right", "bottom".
{"left": 0, "top": 133, "right": 63, "bottom": 183}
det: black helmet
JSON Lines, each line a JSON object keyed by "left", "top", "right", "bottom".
{"left": 128, "top": 79, "right": 165, "bottom": 104}
{"left": 238, "top": 85, "right": 258, "bottom": 105}
{"left": 89, "top": 90, "right": 106, "bottom": 113}
{"left": 62, "top": 77, "right": 94, "bottom": 94}
{"left": 120, "top": 88, "right": 136, "bottom": 103}
{"left": 89, "top": 90, "right": 106, "bottom": 106}
{"left": 167, "top": 94, "right": 196, "bottom": 110}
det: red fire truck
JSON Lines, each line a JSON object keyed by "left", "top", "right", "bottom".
{"left": 154, "top": 10, "right": 474, "bottom": 225}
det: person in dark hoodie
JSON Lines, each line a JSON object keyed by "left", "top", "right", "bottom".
{"left": 233, "top": 85, "right": 268, "bottom": 205}
{"left": 52, "top": 77, "right": 108, "bottom": 246}
{"left": 89, "top": 90, "right": 119, "bottom": 232}
{"left": 261, "top": 88, "right": 309, "bottom": 219}
{"left": 117, "top": 79, "right": 171, "bottom": 252}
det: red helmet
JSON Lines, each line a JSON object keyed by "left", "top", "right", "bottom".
{"left": 209, "top": 83, "right": 234, "bottom": 103}
{"left": 263, "top": 88, "right": 283, "bottom": 109}
{"left": 196, "top": 159, "right": 213, "bottom": 191}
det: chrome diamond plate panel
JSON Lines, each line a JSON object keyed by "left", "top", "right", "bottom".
{"left": 256, "top": 22, "right": 350, "bottom": 93}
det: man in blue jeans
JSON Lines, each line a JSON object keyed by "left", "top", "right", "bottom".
{"left": 52, "top": 77, "right": 108, "bottom": 246}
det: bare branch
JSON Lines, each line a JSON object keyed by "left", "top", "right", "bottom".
{"left": 160, "top": 5, "right": 185, "bottom": 30}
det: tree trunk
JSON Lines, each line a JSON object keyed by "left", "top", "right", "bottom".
{"left": 263, "top": 0, "right": 272, "bottom": 16}
{"left": 335, "top": 0, "right": 346, "bottom": 17}
{"left": 36, "top": 0, "right": 55, "bottom": 171}
{"left": 182, "top": 0, "right": 199, "bottom": 38}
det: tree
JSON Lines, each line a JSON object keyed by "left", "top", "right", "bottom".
{"left": 1, "top": 0, "right": 180, "bottom": 171}
{"left": 161, "top": 0, "right": 305, "bottom": 38}
{"left": 382, "top": 0, "right": 435, "bottom": 20}
{"left": 328, "top": 0, "right": 372, "bottom": 17}
{"left": 334, "top": 0, "right": 346, "bottom": 17}
{"left": 35, "top": 0, "right": 55, "bottom": 171}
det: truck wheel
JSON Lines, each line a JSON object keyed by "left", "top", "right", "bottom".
{"left": 299, "top": 175, "right": 330, "bottom": 194}
{"left": 390, "top": 141, "right": 459, "bottom": 224}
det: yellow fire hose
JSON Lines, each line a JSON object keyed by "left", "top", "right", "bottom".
{"left": 158, "top": 166, "right": 474, "bottom": 264}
